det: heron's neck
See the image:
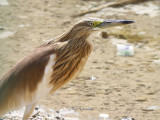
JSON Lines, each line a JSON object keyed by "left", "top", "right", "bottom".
{"left": 54, "top": 29, "right": 93, "bottom": 54}
{"left": 57, "top": 28, "right": 91, "bottom": 43}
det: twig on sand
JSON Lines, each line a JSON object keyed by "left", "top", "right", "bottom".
{"left": 30, "top": 112, "right": 40, "bottom": 119}
{"left": 72, "top": 0, "right": 149, "bottom": 17}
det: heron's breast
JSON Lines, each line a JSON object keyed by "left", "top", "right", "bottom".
{"left": 72, "top": 55, "right": 89, "bottom": 79}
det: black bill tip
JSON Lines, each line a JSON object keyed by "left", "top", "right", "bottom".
{"left": 98, "top": 19, "right": 135, "bottom": 28}
{"left": 120, "top": 20, "right": 135, "bottom": 24}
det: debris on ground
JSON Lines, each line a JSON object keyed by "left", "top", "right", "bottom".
{"left": 142, "top": 106, "right": 160, "bottom": 111}
{"left": 2, "top": 106, "right": 79, "bottom": 120}
{"left": 0, "top": 0, "right": 9, "bottom": 6}
{"left": 116, "top": 44, "right": 134, "bottom": 56}
{"left": 0, "top": 31, "right": 15, "bottom": 39}
{"left": 99, "top": 113, "right": 110, "bottom": 120}
{"left": 120, "top": 116, "right": 134, "bottom": 120}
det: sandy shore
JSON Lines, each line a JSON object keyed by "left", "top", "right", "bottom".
{"left": 0, "top": 0, "right": 160, "bottom": 119}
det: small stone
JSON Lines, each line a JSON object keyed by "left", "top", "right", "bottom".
{"left": 146, "top": 68, "right": 155, "bottom": 72}
{"left": 136, "top": 80, "right": 142, "bottom": 82}
{"left": 121, "top": 116, "right": 134, "bottom": 120}
{"left": 18, "top": 24, "right": 30, "bottom": 28}
{"left": 0, "top": 0, "right": 9, "bottom": 6}
{"left": 85, "top": 93, "right": 95, "bottom": 97}
{"left": 0, "top": 31, "right": 15, "bottom": 39}
{"left": 0, "top": 27, "right": 5, "bottom": 30}
{"left": 152, "top": 60, "right": 160, "bottom": 65}
{"left": 99, "top": 114, "right": 109, "bottom": 120}
{"left": 63, "top": 117, "right": 79, "bottom": 120}
{"left": 96, "top": 90, "right": 105, "bottom": 94}
{"left": 101, "top": 31, "right": 108, "bottom": 38}
{"left": 146, "top": 91, "right": 156, "bottom": 95}
{"left": 80, "top": 107, "right": 93, "bottom": 110}
{"left": 90, "top": 76, "right": 97, "bottom": 80}
{"left": 135, "top": 96, "right": 147, "bottom": 101}
{"left": 141, "top": 108, "right": 154, "bottom": 111}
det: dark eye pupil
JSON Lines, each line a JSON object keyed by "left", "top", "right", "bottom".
{"left": 90, "top": 22, "right": 94, "bottom": 26}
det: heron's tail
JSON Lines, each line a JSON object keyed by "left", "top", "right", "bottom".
{"left": 0, "top": 78, "right": 21, "bottom": 117}
{"left": 0, "top": 80, "right": 8, "bottom": 117}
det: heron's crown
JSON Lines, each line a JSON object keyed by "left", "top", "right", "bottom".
{"left": 81, "top": 17, "right": 103, "bottom": 28}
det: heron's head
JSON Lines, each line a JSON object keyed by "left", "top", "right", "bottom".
{"left": 72, "top": 18, "right": 134, "bottom": 34}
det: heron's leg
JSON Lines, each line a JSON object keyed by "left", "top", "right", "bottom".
{"left": 22, "top": 103, "right": 36, "bottom": 120}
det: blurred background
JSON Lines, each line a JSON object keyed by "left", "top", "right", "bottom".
{"left": 0, "top": 0, "right": 160, "bottom": 120}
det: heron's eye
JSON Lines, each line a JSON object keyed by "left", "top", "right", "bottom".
{"left": 89, "top": 21, "right": 94, "bottom": 26}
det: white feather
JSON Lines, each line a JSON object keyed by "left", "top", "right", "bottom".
{"left": 34, "top": 54, "right": 56, "bottom": 102}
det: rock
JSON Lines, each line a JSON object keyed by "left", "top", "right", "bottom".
{"left": 135, "top": 96, "right": 147, "bottom": 102}
{"left": 2, "top": 105, "right": 56, "bottom": 120}
{"left": 79, "top": 107, "right": 93, "bottom": 110}
{"left": 101, "top": 31, "right": 108, "bottom": 38}
{"left": 90, "top": 76, "right": 97, "bottom": 80}
{"left": 35, "top": 107, "right": 39, "bottom": 110}
{"left": 59, "top": 108, "right": 77, "bottom": 115}
{"left": 0, "top": 31, "right": 15, "bottom": 39}
{"left": 121, "top": 116, "right": 134, "bottom": 120}
{"left": 141, "top": 108, "right": 154, "bottom": 111}
{"left": 0, "top": 27, "right": 5, "bottom": 30}
{"left": 64, "top": 117, "right": 79, "bottom": 120}
{"left": 142, "top": 106, "right": 160, "bottom": 111}
{"left": 146, "top": 90, "right": 156, "bottom": 95}
{"left": 99, "top": 113, "right": 109, "bottom": 120}
{"left": 0, "top": 0, "right": 9, "bottom": 6}
{"left": 146, "top": 68, "right": 155, "bottom": 72}
{"left": 152, "top": 60, "right": 160, "bottom": 65}
{"left": 85, "top": 93, "right": 95, "bottom": 97}
{"left": 18, "top": 24, "right": 30, "bottom": 28}
{"left": 135, "top": 43, "right": 144, "bottom": 48}
{"left": 96, "top": 90, "right": 105, "bottom": 94}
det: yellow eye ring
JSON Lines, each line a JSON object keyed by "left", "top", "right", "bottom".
{"left": 89, "top": 21, "right": 94, "bottom": 26}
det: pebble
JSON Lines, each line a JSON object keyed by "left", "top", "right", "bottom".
{"left": 0, "top": 31, "right": 15, "bottom": 39}
{"left": 121, "top": 116, "right": 134, "bottom": 120}
{"left": 141, "top": 108, "right": 154, "bottom": 111}
{"left": 85, "top": 93, "right": 95, "bottom": 97}
{"left": 147, "top": 106, "right": 160, "bottom": 110}
{"left": 0, "top": 27, "right": 5, "bottom": 30}
{"left": 142, "top": 106, "right": 160, "bottom": 111}
{"left": 64, "top": 117, "right": 79, "bottom": 120}
{"left": 146, "top": 91, "right": 156, "bottom": 95}
{"left": 80, "top": 108, "right": 93, "bottom": 110}
{"left": 59, "top": 108, "right": 77, "bottom": 115}
{"left": 135, "top": 96, "right": 147, "bottom": 101}
{"left": 18, "top": 24, "right": 30, "bottom": 27}
{"left": 152, "top": 60, "right": 160, "bottom": 65}
{"left": 101, "top": 31, "right": 108, "bottom": 38}
{"left": 0, "top": 0, "right": 9, "bottom": 6}
{"left": 2, "top": 106, "right": 79, "bottom": 120}
{"left": 99, "top": 113, "right": 109, "bottom": 120}
{"left": 90, "top": 76, "right": 97, "bottom": 80}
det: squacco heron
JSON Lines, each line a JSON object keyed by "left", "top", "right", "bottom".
{"left": 0, "top": 18, "right": 134, "bottom": 120}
